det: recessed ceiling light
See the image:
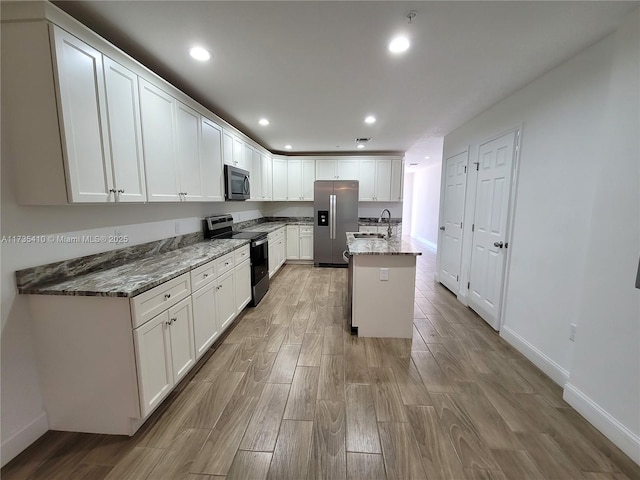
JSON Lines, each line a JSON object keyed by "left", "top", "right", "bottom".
{"left": 388, "top": 36, "right": 410, "bottom": 54}
{"left": 189, "top": 46, "right": 211, "bottom": 61}
{"left": 284, "top": 145, "right": 292, "bottom": 150}
{"left": 410, "top": 163, "right": 418, "bottom": 166}
{"left": 357, "top": 144, "right": 365, "bottom": 149}
{"left": 364, "top": 115, "right": 376, "bottom": 124}
{"left": 424, "top": 156, "right": 430, "bottom": 159}
{"left": 259, "top": 118, "right": 270, "bottom": 126}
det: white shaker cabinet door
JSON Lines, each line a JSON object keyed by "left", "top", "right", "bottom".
{"left": 200, "top": 117, "right": 224, "bottom": 201}
{"left": 336, "top": 159, "right": 359, "bottom": 180}
{"left": 299, "top": 227, "right": 313, "bottom": 260}
{"left": 272, "top": 158, "right": 288, "bottom": 201}
{"left": 51, "top": 26, "right": 113, "bottom": 203}
{"left": 261, "top": 154, "right": 273, "bottom": 200}
{"left": 391, "top": 159, "right": 404, "bottom": 201}
{"left": 251, "top": 149, "right": 263, "bottom": 200}
{"left": 235, "top": 260, "right": 252, "bottom": 313}
{"left": 139, "top": 79, "right": 180, "bottom": 201}
{"left": 301, "top": 159, "right": 315, "bottom": 200}
{"left": 175, "top": 102, "right": 203, "bottom": 201}
{"left": 191, "top": 282, "right": 219, "bottom": 358}
{"left": 374, "top": 159, "right": 392, "bottom": 201}
{"left": 134, "top": 310, "right": 173, "bottom": 417}
{"left": 358, "top": 159, "right": 376, "bottom": 201}
{"left": 216, "top": 269, "right": 237, "bottom": 333}
{"left": 102, "top": 57, "right": 147, "bottom": 202}
{"left": 286, "top": 225, "right": 300, "bottom": 259}
{"left": 167, "top": 297, "right": 196, "bottom": 383}
{"left": 287, "top": 159, "right": 302, "bottom": 201}
{"left": 316, "top": 159, "right": 337, "bottom": 180}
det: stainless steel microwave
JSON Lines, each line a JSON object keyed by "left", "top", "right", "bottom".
{"left": 224, "top": 165, "right": 250, "bottom": 201}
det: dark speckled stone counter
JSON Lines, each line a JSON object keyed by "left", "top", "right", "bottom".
{"left": 346, "top": 232, "right": 421, "bottom": 256}
{"left": 18, "top": 238, "right": 249, "bottom": 298}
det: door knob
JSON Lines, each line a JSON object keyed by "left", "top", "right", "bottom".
{"left": 439, "top": 226, "right": 445, "bottom": 231}
{"left": 493, "top": 241, "right": 504, "bottom": 248}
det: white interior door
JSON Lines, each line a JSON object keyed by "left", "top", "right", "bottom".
{"left": 468, "top": 131, "right": 517, "bottom": 330}
{"left": 439, "top": 151, "right": 468, "bottom": 292}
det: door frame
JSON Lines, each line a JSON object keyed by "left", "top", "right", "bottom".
{"left": 468, "top": 125, "right": 523, "bottom": 331}
{"left": 436, "top": 147, "right": 470, "bottom": 293}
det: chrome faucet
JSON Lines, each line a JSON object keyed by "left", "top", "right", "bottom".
{"left": 378, "top": 208, "right": 392, "bottom": 238}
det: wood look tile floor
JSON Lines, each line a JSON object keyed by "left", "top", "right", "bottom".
{"left": 3, "top": 241, "right": 639, "bottom": 480}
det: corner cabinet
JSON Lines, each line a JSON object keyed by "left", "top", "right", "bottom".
{"left": 26, "top": 243, "right": 253, "bottom": 436}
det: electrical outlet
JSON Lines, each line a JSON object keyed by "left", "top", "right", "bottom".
{"left": 174, "top": 222, "right": 180, "bottom": 235}
{"left": 380, "top": 268, "right": 389, "bottom": 281}
{"left": 569, "top": 323, "right": 577, "bottom": 342}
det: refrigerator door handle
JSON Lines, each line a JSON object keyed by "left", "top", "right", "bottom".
{"left": 329, "top": 194, "right": 336, "bottom": 240}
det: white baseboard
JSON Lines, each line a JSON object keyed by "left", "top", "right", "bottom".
{"left": 563, "top": 383, "right": 640, "bottom": 465}
{"left": 1, "top": 411, "right": 48, "bottom": 467}
{"left": 500, "top": 325, "right": 570, "bottom": 386}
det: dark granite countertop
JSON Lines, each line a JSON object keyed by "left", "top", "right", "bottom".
{"left": 346, "top": 232, "right": 421, "bottom": 256}
{"left": 19, "top": 238, "right": 249, "bottom": 298}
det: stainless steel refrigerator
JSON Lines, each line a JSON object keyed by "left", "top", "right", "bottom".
{"left": 313, "top": 180, "right": 359, "bottom": 266}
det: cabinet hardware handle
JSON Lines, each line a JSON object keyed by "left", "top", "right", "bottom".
{"left": 109, "top": 188, "right": 116, "bottom": 194}
{"left": 117, "top": 189, "right": 125, "bottom": 193}
{"left": 171, "top": 317, "right": 177, "bottom": 323}
{"left": 203, "top": 273, "right": 209, "bottom": 278}
{"left": 164, "top": 294, "right": 171, "bottom": 300}
{"left": 166, "top": 320, "right": 172, "bottom": 326}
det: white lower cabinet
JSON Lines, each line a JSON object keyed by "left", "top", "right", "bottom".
{"left": 286, "top": 225, "right": 313, "bottom": 261}
{"left": 191, "top": 282, "right": 218, "bottom": 359}
{"left": 235, "top": 258, "right": 252, "bottom": 313}
{"left": 216, "top": 269, "right": 236, "bottom": 332}
{"left": 268, "top": 227, "right": 287, "bottom": 277}
{"left": 133, "top": 296, "right": 195, "bottom": 417}
{"left": 26, "top": 243, "right": 254, "bottom": 436}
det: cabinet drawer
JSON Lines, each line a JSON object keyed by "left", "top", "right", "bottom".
{"left": 215, "top": 252, "right": 235, "bottom": 276}
{"left": 300, "top": 226, "right": 313, "bottom": 235}
{"left": 190, "top": 260, "right": 216, "bottom": 291}
{"left": 130, "top": 273, "right": 191, "bottom": 328}
{"left": 234, "top": 244, "right": 250, "bottom": 264}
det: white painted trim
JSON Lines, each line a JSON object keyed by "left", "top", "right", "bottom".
{"left": 1, "top": 411, "right": 48, "bottom": 467}
{"left": 563, "top": 383, "right": 640, "bottom": 465}
{"left": 500, "top": 325, "right": 569, "bottom": 386}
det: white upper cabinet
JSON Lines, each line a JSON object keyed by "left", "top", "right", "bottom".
{"left": 315, "top": 159, "right": 337, "bottom": 180}
{"left": 234, "top": 137, "right": 245, "bottom": 170}
{"left": 200, "top": 117, "right": 225, "bottom": 201}
{"left": 102, "top": 57, "right": 147, "bottom": 203}
{"left": 315, "top": 158, "right": 359, "bottom": 181}
{"left": 391, "top": 159, "right": 404, "bottom": 202}
{"left": 222, "top": 129, "right": 235, "bottom": 167}
{"left": 51, "top": 26, "right": 113, "bottom": 203}
{"left": 250, "top": 149, "right": 263, "bottom": 200}
{"left": 337, "top": 159, "right": 360, "bottom": 180}
{"left": 138, "top": 79, "right": 180, "bottom": 202}
{"left": 261, "top": 154, "right": 273, "bottom": 201}
{"left": 272, "top": 157, "right": 288, "bottom": 201}
{"left": 241, "top": 143, "right": 253, "bottom": 173}
{"left": 359, "top": 158, "right": 392, "bottom": 201}
{"left": 287, "top": 159, "right": 315, "bottom": 201}
{"left": 175, "top": 102, "right": 203, "bottom": 201}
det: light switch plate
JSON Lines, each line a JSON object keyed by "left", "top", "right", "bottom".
{"left": 380, "top": 268, "right": 389, "bottom": 281}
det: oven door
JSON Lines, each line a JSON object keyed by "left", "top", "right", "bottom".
{"left": 250, "top": 237, "right": 269, "bottom": 305}
{"left": 225, "top": 165, "right": 250, "bottom": 200}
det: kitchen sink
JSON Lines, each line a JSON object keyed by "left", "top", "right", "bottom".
{"left": 353, "top": 232, "right": 386, "bottom": 239}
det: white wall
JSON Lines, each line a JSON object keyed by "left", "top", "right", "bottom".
{"left": 440, "top": 9, "right": 639, "bottom": 462}
{"left": 411, "top": 163, "right": 442, "bottom": 249}
{"left": 0, "top": 147, "right": 265, "bottom": 465}
{"left": 401, "top": 172, "right": 414, "bottom": 235}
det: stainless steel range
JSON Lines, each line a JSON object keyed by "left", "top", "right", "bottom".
{"left": 204, "top": 215, "right": 269, "bottom": 306}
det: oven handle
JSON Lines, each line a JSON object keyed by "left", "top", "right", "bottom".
{"left": 252, "top": 238, "right": 268, "bottom": 247}
{"left": 243, "top": 176, "right": 250, "bottom": 195}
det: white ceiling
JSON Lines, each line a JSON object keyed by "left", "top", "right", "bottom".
{"left": 54, "top": 1, "right": 637, "bottom": 168}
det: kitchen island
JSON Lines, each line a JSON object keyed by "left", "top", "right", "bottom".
{"left": 346, "top": 233, "right": 422, "bottom": 338}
